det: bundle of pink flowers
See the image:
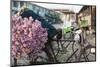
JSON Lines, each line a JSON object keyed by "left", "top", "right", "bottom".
{"left": 11, "top": 15, "right": 48, "bottom": 59}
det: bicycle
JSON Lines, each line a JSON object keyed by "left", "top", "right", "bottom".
{"left": 51, "top": 27, "right": 95, "bottom": 62}
{"left": 71, "top": 27, "right": 96, "bottom": 62}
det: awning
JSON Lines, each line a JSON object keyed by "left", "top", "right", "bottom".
{"left": 31, "top": 2, "right": 83, "bottom": 13}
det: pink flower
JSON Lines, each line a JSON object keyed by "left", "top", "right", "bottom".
{"left": 11, "top": 15, "right": 48, "bottom": 59}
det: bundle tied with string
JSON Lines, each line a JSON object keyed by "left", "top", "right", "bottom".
{"left": 12, "top": 6, "right": 58, "bottom": 63}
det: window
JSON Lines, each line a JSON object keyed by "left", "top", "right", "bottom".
{"left": 13, "top": 1, "right": 18, "bottom": 8}
{"left": 39, "top": 8, "right": 45, "bottom": 17}
{"left": 20, "top": 1, "right": 24, "bottom": 7}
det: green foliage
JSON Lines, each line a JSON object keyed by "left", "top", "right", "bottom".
{"left": 63, "top": 27, "right": 72, "bottom": 34}
{"left": 80, "top": 20, "right": 88, "bottom": 27}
